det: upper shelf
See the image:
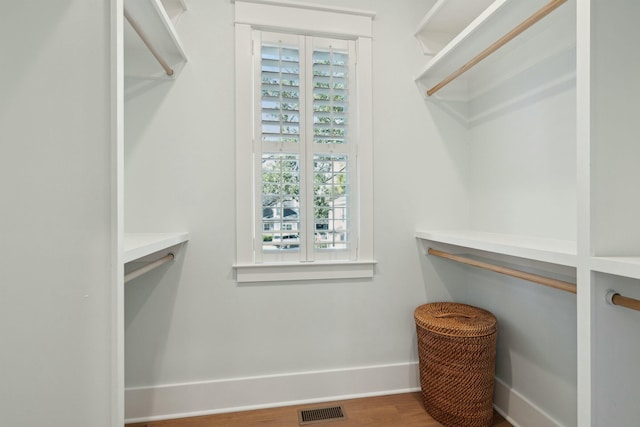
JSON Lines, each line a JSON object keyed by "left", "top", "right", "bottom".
{"left": 160, "top": 0, "right": 188, "bottom": 25}
{"left": 124, "top": 232, "right": 189, "bottom": 263}
{"left": 124, "top": 0, "right": 188, "bottom": 79}
{"left": 414, "top": 0, "right": 496, "bottom": 56}
{"left": 416, "top": 230, "right": 577, "bottom": 267}
{"left": 414, "top": 0, "right": 575, "bottom": 105}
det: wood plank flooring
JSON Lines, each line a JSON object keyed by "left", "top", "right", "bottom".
{"left": 126, "top": 392, "right": 512, "bottom": 427}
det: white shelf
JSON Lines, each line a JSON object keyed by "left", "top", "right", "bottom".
{"left": 124, "top": 232, "right": 189, "bottom": 263}
{"left": 414, "top": 0, "right": 496, "bottom": 55}
{"left": 124, "top": 0, "right": 187, "bottom": 79}
{"left": 590, "top": 257, "right": 640, "bottom": 281}
{"left": 416, "top": 230, "right": 577, "bottom": 267}
{"left": 414, "top": 0, "right": 575, "bottom": 105}
{"left": 160, "top": 0, "right": 187, "bottom": 25}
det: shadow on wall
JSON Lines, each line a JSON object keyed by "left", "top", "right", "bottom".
{"left": 423, "top": 45, "right": 576, "bottom": 127}
{"left": 415, "top": 239, "right": 470, "bottom": 304}
{"left": 124, "top": 249, "right": 187, "bottom": 390}
{"left": 464, "top": 263, "right": 577, "bottom": 426}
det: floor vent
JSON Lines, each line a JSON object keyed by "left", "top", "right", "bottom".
{"left": 298, "top": 405, "right": 347, "bottom": 425}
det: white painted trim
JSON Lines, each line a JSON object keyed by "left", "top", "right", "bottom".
{"left": 234, "top": 4, "right": 375, "bottom": 281}
{"left": 235, "top": 23, "right": 255, "bottom": 266}
{"left": 233, "top": 260, "right": 377, "bottom": 282}
{"left": 125, "top": 367, "right": 565, "bottom": 425}
{"left": 111, "top": 0, "right": 125, "bottom": 425}
{"left": 232, "top": 0, "right": 376, "bottom": 19}
{"left": 356, "top": 36, "right": 374, "bottom": 262}
{"left": 234, "top": 0, "right": 374, "bottom": 39}
{"left": 493, "top": 377, "right": 564, "bottom": 427}
{"left": 575, "top": 0, "right": 592, "bottom": 425}
{"left": 125, "top": 362, "right": 420, "bottom": 422}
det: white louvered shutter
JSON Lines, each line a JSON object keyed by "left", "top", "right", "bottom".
{"left": 255, "top": 32, "right": 357, "bottom": 262}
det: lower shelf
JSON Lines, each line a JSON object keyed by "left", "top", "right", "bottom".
{"left": 124, "top": 232, "right": 189, "bottom": 263}
{"left": 590, "top": 257, "right": 640, "bottom": 281}
{"left": 416, "top": 230, "right": 577, "bottom": 267}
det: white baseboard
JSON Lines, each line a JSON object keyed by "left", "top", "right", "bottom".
{"left": 493, "top": 377, "right": 563, "bottom": 427}
{"left": 125, "top": 362, "right": 421, "bottom": 423}
{"left": 126, "top": 365, "right": 564, "bottom": 426}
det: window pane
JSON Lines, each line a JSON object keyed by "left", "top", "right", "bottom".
{"left": 262, "top": 154, "right": 300, "bottom": 251}
{"left": 313, "top": 154, "right": 349, "bottom": 250}
{"left": 313, "top": 48, "right": 348, "bottom": 145}
{"left": 262, "top": 44, "right": 300, "bottom": 144}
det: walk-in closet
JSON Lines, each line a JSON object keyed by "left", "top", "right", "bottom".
{"left": 3, "top": 1, "right": 639, "bottom": 426}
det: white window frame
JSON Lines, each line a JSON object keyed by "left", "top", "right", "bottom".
{"left": 233, "top": 0, "right": 376, "bottom": 283}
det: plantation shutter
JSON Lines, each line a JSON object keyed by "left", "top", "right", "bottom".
{"left": 259, "top": 34, "right": 302, "bottom": 258}
{"left": 260, "top": 44, "right": 301, "bottom": 144}
{"left": 255, "top": 32, "right": 357, "bottom": 263}
{"left": 311, "top": 43, "right": 352, "bottom": 253}
{"left": 312, "top": 48, "right": 348, "bottom": 145}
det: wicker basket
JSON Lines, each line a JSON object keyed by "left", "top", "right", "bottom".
{"left": 414, "top": 302, "right": 497, "bottom": 427}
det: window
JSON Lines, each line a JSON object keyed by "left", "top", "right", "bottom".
{"left": 257, "top": 31, "right": 355, "bottom": 263}
{"left": 234, "top": 0, "right": 375, "bottom": 282}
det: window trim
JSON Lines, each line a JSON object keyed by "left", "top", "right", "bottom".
{"left": 233, "top": 0, "right": 375, "bottom": 38}
{"left": 234, "top": 0, "right": 375, "bottom": 283}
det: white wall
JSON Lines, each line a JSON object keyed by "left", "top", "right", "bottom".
{"left": 123, "top": 0, "right": 580, "bottom": 425}
{"left": 454, "top": 2, "right": 578, "bottom": 425}
{"left": 0, "top": 1, "right": 115, "bottom": 426}
{"left": 0, "top": 1, "right": 587, "bottom": 425}
{"left": 590, "top": 2, "right": 640, "bottom": 425}
{"left": 465, "top": 74, "right": 578, "bottom": 427}
{"left": 123, "top": 0, "right": 469, "bottom": 415}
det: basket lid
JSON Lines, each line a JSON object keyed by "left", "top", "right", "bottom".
{"left": 414, "top": 302, "right": 496, "bottom": 337}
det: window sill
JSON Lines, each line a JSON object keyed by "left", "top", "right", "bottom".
{"left": 233, "top": 260, "right": 377, "bottom": 283}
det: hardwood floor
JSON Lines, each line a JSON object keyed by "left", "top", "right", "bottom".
{"left": 126, "top": 392, "right": 512, "bottom": 427}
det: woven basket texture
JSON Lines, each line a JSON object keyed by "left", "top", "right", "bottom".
{"left": 414, "top": 302, "right": 497, "bottom": 427}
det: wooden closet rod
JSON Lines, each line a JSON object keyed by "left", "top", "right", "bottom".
{"left": 125, "top": 253, "right": 175, "bottom": 284}
{"left": 428, "top": 248, "right": 577, "bottom": 294}
{"left": 607, "top": 291, "right": 640, "bottom": 312}
{"left": 124, "top": 6, "right": 175, "bottom": 76}
{"left": 426, "top": 0, "right": 567, "bottom": 97}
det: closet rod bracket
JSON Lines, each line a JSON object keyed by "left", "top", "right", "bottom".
{"left": 606, "top": 289, "right": 640, "bottom": 312}
{"left": 606, "top": 289, "right": 618, "bottom": 306}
